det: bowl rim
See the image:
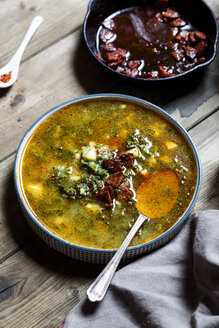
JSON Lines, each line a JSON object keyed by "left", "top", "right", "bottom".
{"left": 83, "top": 0, "right": 219, "bottom": 82}
{"left": 14, "top": 93, "right": 201, "bottom": 253}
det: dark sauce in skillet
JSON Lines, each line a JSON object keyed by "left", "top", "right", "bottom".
{"left": 96, "top": 0, "right": 208, "bottom": 79}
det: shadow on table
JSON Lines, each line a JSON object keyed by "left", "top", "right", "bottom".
{"left": 0, "top": 88, "right": 10, "bottom": 98}
{"left": 72, "top": 32, "right": 219, "bottom": 118}
{"left": 2, "top": 168, "right": 104, "bottom": 302}
{"left": 70, "top": 32, "right": 117, "bottom": 94}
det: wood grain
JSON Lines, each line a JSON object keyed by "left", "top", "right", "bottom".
{"left": 0, "top": 240, "right": 101, "bottom": 328}
{"left": 0, "top": 0, "right": 90, "bottom": 65}
{"left": 0, "top": 110, "right": 218, "bottom": 328}
{"left": 207, "top": 0, "right": 219, "bottom": 17}
{"left": 113, "top": 42, "right": 219, "bottom": 130}
{"left": 192, "top": 111, "right": 219, "bottom": 211}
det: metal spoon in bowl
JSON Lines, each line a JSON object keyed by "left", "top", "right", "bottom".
{"left": 0, "top": 16, "right": 43, "bottom": 88}
{"left": 87, "top": 169, "right": 179, "bottom": 302}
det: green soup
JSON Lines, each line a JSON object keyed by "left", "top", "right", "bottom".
{"left": 22, "top": 100, "right": 197, "bottom": 249}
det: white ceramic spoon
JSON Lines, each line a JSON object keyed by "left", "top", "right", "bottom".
{"left": 0, "top": 16, "right": 43, "bottom": 88}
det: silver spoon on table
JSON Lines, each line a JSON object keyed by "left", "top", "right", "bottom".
{"left": 0, "top": 16, "right": 43, "bottom": 88}
{"left": 87, "top": 169, "right": 179, "bottom": 302}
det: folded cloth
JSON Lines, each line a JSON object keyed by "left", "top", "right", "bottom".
{"left": 62, "top": 210, "right": 219, "bottom": 328}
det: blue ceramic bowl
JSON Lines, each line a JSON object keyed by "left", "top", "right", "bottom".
{"left": 14, "top": 94, "right": 201, "bottom": 263}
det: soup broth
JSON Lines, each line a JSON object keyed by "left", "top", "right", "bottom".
{"left": 22, "top": 100, "right": 196, "bottom": 249}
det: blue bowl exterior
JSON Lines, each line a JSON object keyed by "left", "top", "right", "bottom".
{"left": 14, "top": 94, "right": 201, "bottom": 263}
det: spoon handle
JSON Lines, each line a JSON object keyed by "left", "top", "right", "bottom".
{"left": 9, "top": 16, "right": 44, "bottom": 65}
{"left": 87, "top": 213, "right": 147, "bottom": 302}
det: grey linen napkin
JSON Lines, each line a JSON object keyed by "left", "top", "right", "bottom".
{"left": 63, "top": 210, "right": 219, "bottom": 328}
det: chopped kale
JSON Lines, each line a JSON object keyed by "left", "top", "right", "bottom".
{"left": 81, "top": 159, "right": 108, "bottom": 176}
{"left": 50, "top": 140, "right": 137, "bottom": 202}
{"left": 59, "top": 181, "right": 76, "bottom": 199}
{"left": 126, "top": 132, "right": 152, "bottom": 156}
{"left": 124, "top": 169, "right": 135, "bottom": 178}
{"left": 81, "top": 174, "right": 103, "bottom": 194}
{"left": 76, "top": 182, "right": 90, "bottom": 196}
{"left": 52, "top": 166, "right": 72, "bottom": 179}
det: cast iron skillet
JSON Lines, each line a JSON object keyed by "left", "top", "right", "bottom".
{"left": 83, "top": 0, "right": 218, "bottom": 83}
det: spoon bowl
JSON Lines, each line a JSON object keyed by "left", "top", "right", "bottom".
{"left": 136, "top": 169, "right": 179, "bottom": 218}
{"left": 0, "top": 60, "right": 20, "bottom": 88}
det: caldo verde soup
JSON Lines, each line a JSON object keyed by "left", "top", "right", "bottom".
{"left": 22, "top": 100, "right": 196, "bottom": 249}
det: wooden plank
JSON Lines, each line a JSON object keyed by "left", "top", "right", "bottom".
{"left": 0, "top": 30, "right": 118, "bottom": 162}
{"left": 0, "top": 239, "right": 101, "bottom": 328}
{"left": 207, "top": 0, "right": 219, "bottom": 18}
{"left": 113, "top": 41, "right": 219, "bottom": 131}
{"left": 192, "top": 111, "right": 219, "bottom": 211}
{"left": 171, "top": 93, "right": 219, "bottom": 130}
{"left": 0, "top": 111, "right": 218, "bottom": 328}
{"left": 0, "top": 0, "right": 90, "bottom": 65}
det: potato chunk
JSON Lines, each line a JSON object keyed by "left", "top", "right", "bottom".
{"left": 82, "top": 145, "right": 97, "bottom": 161}
{"left": 86, "top": 203, "right": 103, "bottom": 212}
{"left": 26, "top": 184, "right": 43, "bottom": 197}
{"left": 166, "top": 141, "right": 178, "bottom": 149}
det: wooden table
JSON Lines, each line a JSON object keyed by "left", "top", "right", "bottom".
{"left": 0, "top": 1, "right": 218, "bottom": 327}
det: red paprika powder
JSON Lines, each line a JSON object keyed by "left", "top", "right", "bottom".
{"left": 0, "top": 71, "right": 12, "bottom": 83}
